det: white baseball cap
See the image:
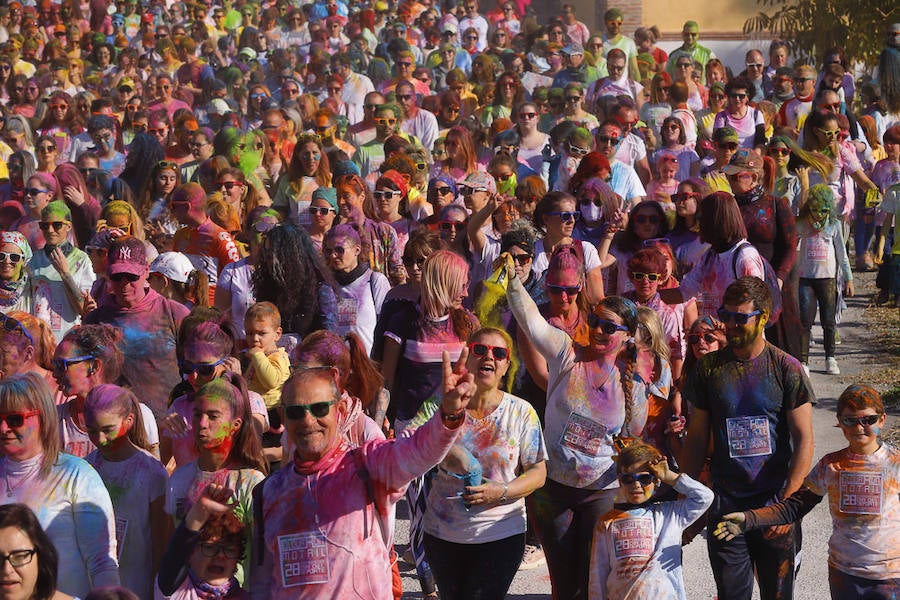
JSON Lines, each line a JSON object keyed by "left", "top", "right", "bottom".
{"left": 149, "top": 252, "right": 194, "bottom": 283}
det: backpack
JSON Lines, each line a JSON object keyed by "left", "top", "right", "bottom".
{"left": 731, "top": 240, "right": 783, "bottom": 325}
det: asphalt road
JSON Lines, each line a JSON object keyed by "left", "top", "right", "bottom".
{"left": 397, "top": 272, "right": 891, "bottom": 599}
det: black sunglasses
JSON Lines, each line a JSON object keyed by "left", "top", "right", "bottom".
{"left": 283, "top": 401, "right": 337, "bottom": 420}
{"left": 2, "top": 314, "right": 34, "bottom": 345}
{"left": 619, "top": 472, "right": 655, "bottom": 486}
{"left": 838, "top": 414, "right": 881, "bottom": 428}
{"left": 687, "top": 332, "right": 717, "bottom": 344}
{"left": 469, "top": 342, "right": 509, "bottom": 360}
{"left": 39, "top": 221, "right": 68, "bottom": 232}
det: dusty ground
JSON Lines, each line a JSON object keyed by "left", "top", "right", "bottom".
{"left": 397, "top": 271, "right": 899, "bottom": 599}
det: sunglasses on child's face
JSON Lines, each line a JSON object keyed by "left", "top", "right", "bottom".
{"left": 283, "top": 400, "right": 337, "bottom": 420}
{"left": 587, "top": 314, "right": 629, "bottom": 334}
{"left": 619, "top": 472, "right": 654, "bottom": 486}
{"left": 468, "top": 342, "right": 509, "bottom": 360}
{"left": 687, "top": 332, "right": 717, "bottom": 345}
{"left": 179, "top": 357, "right": 227, "bottom": 377}
{"left": 838, "top": 414, "right": 881, "bottom": 428}
{"left": 198, "top": 543, "right": 241, "bottom": 559}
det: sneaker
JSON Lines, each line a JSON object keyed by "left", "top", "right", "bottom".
{"left": 519, "top": 544, "right": 546, "bottom": 570}
{"left": 802, "top": 363, "right": 810, "bottom": 376}
{"left": 826, "top": 357, "right": 840, "bottom": 375}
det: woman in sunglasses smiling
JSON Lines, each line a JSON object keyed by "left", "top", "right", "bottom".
{"left": 505, "top": 248, "right": 642, "bottom": 599}
{"left": 416, "top": 327, "right": 546, "bottom": 600}
{"left": 0, "top": 232, "right": 35, "bottom": 316}
{"left": 604, "top": 200, "right": 670, "bottom": 296}
{"left": 0, "top": 373, "right": 120, "bottom": 597}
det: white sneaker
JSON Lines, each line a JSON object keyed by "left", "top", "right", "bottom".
{"left": 519, "top": 544, "right": 546, "bottom": 570}
{"left": 802, "top": 363, "right": 810, "bottom": 376}
{"left": 826, "top": 357, "right": 840, "bottom": 375}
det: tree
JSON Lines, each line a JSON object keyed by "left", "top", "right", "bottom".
{"left": 744, "top": 0, "right": 897, "bottom": 68}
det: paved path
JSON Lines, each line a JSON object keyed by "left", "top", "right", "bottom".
{"left": 398, "top": 272, "right": 892, "bottom": 599}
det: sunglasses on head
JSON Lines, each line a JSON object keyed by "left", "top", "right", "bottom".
{"left": 2, "top": 314, "right": 33, "bottom": 345}
{"left": 687, "top": 332, "right": 717, "bottom": 344}
{"left": 469, "top": 342, "right": 509, "bottom": 360}
{"left": 52, "top": 354, "right": 94, "bottom": 372}
{"left": 39, "top": 221, "right": 68, "bottom": 232}
{"left": 438, "top": 220, "right": 466, "bottom": 232}
{"left": 0, "top": 252, "right": 24, "bottom": 264}
{"left": 179, "top": 356, "right": 227, "bottom": 378}
{"left": 283, "top": 400, "right": 337, "bottom": 420}
{"left": 547, "top": 210, "right": 580, "bottom": 222}
{"left": 716, "top": 308, "right": 762, "bottom": 324}
{"left": 630, "top": 271, "right": 661, "bottom": 282}
{"left": 619, "top": 472, "right": 655, "bottom": 486}
{"left": 838, "top": 414, "right": 881, "bottom": 428}
{"left": 0, "top": 410, "right": 39, "bottom": 428}
{"left": 587, "top": 314, "right": 629, "bottom": 333}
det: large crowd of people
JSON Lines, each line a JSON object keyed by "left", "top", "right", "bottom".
{"left": 0, "top": 0, "right": 897, "bottom": 598}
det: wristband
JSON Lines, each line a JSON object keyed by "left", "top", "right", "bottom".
{"left": 440, "top": 407, "right": 466, "bottom": 423}
{"left": 500, "top": 482, "right": 509, "bottom": 503}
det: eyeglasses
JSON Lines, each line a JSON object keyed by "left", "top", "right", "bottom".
{"left": 547, "top": 283, "right": 581, "bottom": 295}
{"left": 438, "top": 220, "right": 466, "bottom": 232}
{"left": 567, "top": 143, "right": 589, "bottom": 157}
{"left": 179, "top": 357, "right": 227, "bottom": 378}
{"left": 309, "top": 206, "right": 335, "bottom": 216}
{"left": 469, "top": 342, "right": 510, "bottom": 360}
{"left": 547, "top": 210, "right": 580, "bottom": 222}
{"left": 403, "top": 256, "right": 427, "bottom": 268}
{"left": 632, "top": 214, "right": 660, "bottom": 225}
{"left": 373, "top": 190, "right": 401, "bottom": 201}
{"left": 586, "top": 314, "right": 629, "bottom": 334}
{"left": 52, "top": 354, "right": 95, "bottom": 372}
{"left": 630, "top": 272, "right": 661, "bottom": 282}
{"left": 198, "top": 543, "right": 241, "bottom": 559}
{"left": 817, "top": 128, "right": 841, "bottom": 140}
{"left": 619, "top": 472, "right": 654, "bottom": 486}
{"left": 716, "top": 142, "right": 739, "bottom": 151}
{"left": 716, "top": 308, "right": 762, "bottom": 324}
{"left": 596, "top": 135, "right": 620, "bottom": 146}
{"left": 284, "top": 400, "right": 337, "bottom": 420}
{"left": 374, "top": 118, "right": 398, "bottom": 126}
{"left": 218, "top": 181, "right": 244, "bottom": 191}
{"left": 24, "top": 187, "right": 51, "bottom": 197}
{"left": 768, "top": 147, "right": 790, "bottom": 157}
{"left": 672, "top": 192, "right": 699, "bottom": 203}
{"left": 0, "top": 413, "right": 39, "bottom": 429}
{"left": 838, "top": 414, "right": 881, "bottom": 428}
{"left": 2, "top": 315, "right": 33, "bottom": 345}
{"left": 0, "top": 252, "right": 24, "bottom": 264}
{"left": 727, "top": 92, "right": 748, "bottom": 99}
{"left": 110, "top": 272, "right": 140, "bottom": 283}
{"left": 39, "top": 221, "right": 68, "bottom": 232}
{"left": 687, "top": 332, "right": 717, "bottom": 345}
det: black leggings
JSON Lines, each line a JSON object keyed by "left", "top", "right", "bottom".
{"left": 798, "top": 277, "right": 837, "bottom": 363}
{"left": 423, "top": 532, "right": 525, "bottom": 600}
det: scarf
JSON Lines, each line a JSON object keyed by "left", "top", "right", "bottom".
{"left": 0, "top": 275, "right": 28, "bottom": 307}
{"left": 187, "top": 567, "right": 238, "bottom": 600}
{"left": 293, "top": 437, "right": 345, "bottom": 476}
{"left": 733, "top": 184, "right": 765, "bottom": 206}
{"left": 333, "top": 262, "right": 367, "bottom": 287}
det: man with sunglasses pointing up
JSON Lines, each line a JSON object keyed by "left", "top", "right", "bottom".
{"left": 250, "top": 350, "right": 472, "bottom": 599}
{"left": 681, "top": 276, "right": 814, "bottom": 600}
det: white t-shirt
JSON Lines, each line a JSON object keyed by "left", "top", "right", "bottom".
{"left": 217, "top": 258, "right": 255, "bottom": 340}
{"left": 87, "top": 449, "right": 169, "bottom": 600}
{"left": 532, "top": 238, "right": 601, "bottom": 280}
{"left": 713, "top": 108, "right": 765, "bottom": 149}
{"left": 58, "top": 400, "right": 160, "bottom": 459}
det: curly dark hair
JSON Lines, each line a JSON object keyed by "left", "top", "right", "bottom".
{"left": 61, "top": 324, "right": 125, "bottom": 386}
{"left": 252, "top": 224, "right": 338, "bottom": 337}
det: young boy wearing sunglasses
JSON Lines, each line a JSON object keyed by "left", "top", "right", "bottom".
{"left": 715, "top": 385, "right": 900, "bottom": 600}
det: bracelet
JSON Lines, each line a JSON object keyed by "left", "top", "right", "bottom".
{"left": 440, "top": 407, "right": 466, "bottom": 422}
{"left": 499, "top": 482, "right": 509, "bottom": 503}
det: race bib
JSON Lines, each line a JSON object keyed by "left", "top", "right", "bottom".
{"left": 278, "top": 531, "right": 330, "bottom": 588}
{"left": 726, "top": 416, "right": 772, "bottom": 458}
{"left": 115, "top": 517, "right": 128, "bottom": 560}
{"left": 560, "top": 412, "right": 607, "bottom": 457}
{"left": 610, "top": 516, "right": 654, "bottom": 560}
{"left": 806, "top": 236, "right": 829, "bottom": 262}
{"left": 839, "top": 471, "right": 883, "bottom": 515}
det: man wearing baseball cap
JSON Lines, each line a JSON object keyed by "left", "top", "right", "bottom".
{"left": 85, "top": 236, "right": 189, "bottom": 420}
{"left": 701, "top": 126, "right": 741, "bottom": 193}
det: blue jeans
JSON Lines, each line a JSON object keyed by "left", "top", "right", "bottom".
{"left": 829, "top": 565, "right": 900, "bottom": 600}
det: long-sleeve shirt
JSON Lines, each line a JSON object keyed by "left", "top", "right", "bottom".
{"left": 737, "top": 193, "right": 797, "bottom": 282}
{"left": 507, "top": 276, "right": 629, "bottom": 490}
{"left": 796, "top": 218, "right": 852, "bottom": 281}
{"left": 250, "top": 410, "right": 459, "bottom": 599}
{"left": 1, "top": 453, "right": 120, "bottom": 597}
{"left": 589, "top": 475, "right": 714, "bottom": 599}
{"left": 246, "top": 347, "right": 291, "bottom": 410}
{"left": 743, "top": 443, "right": 900, "bottom": 580}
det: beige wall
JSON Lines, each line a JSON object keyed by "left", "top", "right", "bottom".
{"left": 561, "top": 0, "right": 763, "bottom": 36}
